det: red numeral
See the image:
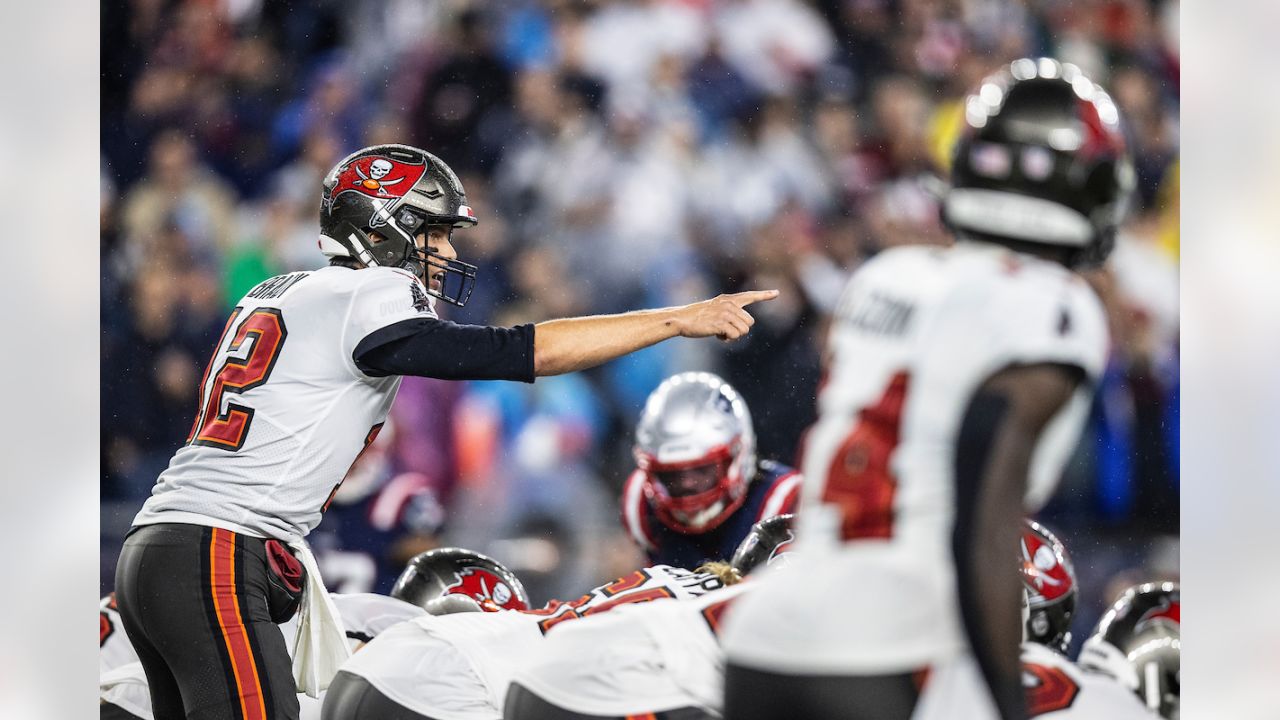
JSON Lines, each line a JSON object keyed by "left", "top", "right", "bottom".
{"left": 700, "top": 595, "right": 739, "bottom": 637}
{"left": 100, "top": 612, "right": 114, "bottom": 646}
{"left": 820, "top": 371, "right": 909, "bottom": 540}
{"left": 322, "top": 423, "right": 385, "bottom": 513}
{"left": 187, "top": 308, "right": 288, "bottom": 451}
{"left": 1024, "top": 662, "right": 1080, "bottom": 716}
{"left": 535, "top": 570, "right": 674, "bottom": 634}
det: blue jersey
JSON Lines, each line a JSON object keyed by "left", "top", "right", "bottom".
{"left": 620, "top": 460, "right": 801, "bottom": 569}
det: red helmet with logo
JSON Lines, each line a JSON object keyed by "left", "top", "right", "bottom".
{"left": 633, "top": 373, "right": 757, "bottom": 534}
{"left": 1018, "top": 519, "right": 1077, "bottom": 653}
{"left": 319, "top": 144, "right": 479, "bottom": 305}
{"left": 390, "top": 547, "right": 530, "bottom": 613}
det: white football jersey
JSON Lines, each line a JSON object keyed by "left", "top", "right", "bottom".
{"left": 132, "top": 265, "right": 437, "bottom": 541}
{"left": 338, "top": 565, "right": 728, "bottom": 720}
{"left": 512, "top": 582, "right": 752, "bottom": 717}
{"left": 911, "top": 643, "right": 1157, "bottom": 720}
{"left": 723, "top": 243, "right": 1108, "bottom": 674}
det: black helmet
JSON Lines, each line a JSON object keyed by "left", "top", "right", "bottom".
{"left": 390, "top": 547, "right": 530, "bottom": 613}
{"left": 1018, "top": 519, "right": 1077, "bottom": 654}
{"left": 1079, "top": 581, "right": 1180, "bottom": 719}
{"left": 730, "top": 514, "right": 796, "bottom": 577}
{"left": 944, "top": 57, "right": 1134, "bottom": 268}
{"left": 319, "top": 144, "right": 479, "bottom": 305}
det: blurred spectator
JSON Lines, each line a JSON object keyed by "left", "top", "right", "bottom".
{"left": 410, "top": 7, "right": 515, "bottom": 175}
{"left": 714, "top": 0, "right": 836, "bottom": 96}
{"left": 119, "top": 130, "right": 238, "bottom": 269}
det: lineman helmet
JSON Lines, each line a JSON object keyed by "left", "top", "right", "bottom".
{"left": 634, "top": 372, "right": 757, "bottom": 534}
{"left": 391, "top": 547, "right": 530, "bottom": 613}
{"left": 1018, "top": 519, "right": 1077, "bottom": 654}
{"left": 730, "top": 514, "right": 797, "bottom": 577}
{"left": 1079, "top": 581, "right": 1180, "bottom": 719}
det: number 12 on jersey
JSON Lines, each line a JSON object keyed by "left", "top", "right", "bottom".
{"left": 186, "top": 307, "right": 288, "bottom": 451}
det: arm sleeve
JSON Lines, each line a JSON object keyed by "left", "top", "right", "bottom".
{"left": 354, "top": 317, "right": 536, "bottom": 383}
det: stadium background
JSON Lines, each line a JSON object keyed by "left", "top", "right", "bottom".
{"left": 99, "top": 0, "right": 1179, "bottom": 656}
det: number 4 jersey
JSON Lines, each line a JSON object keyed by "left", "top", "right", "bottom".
{"left": 723, "top": 243, "right": 1108, "bottom": 674}
{"left": 132, "top": 266, "right": 436, "bottom": 541}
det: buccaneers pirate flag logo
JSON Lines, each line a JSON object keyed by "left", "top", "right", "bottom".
{"left": 330, "top": 155, "right": 428, "bottom": 200}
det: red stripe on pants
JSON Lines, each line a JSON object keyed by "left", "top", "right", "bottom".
{"left": 209, "top": 528, "right": 268, "bottom": 720}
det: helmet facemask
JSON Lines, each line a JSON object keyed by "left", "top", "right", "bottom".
{"left": 376, "top": 204, "right": 478, "bottom": 306}
{"left": 640, "top": 443, "right": 745, "bottom": 533}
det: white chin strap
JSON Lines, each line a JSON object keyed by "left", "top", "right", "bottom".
{"left": 318, "top": 234, "right": 352, "bottom": 258}
{"left": 318, "top": 233, "right": 381, "bottom": 269}
{"left": 946, "top": 188, "right": 1093, "bottom": 246}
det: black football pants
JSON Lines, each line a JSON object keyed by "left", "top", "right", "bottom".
{"left": 504, "top": 682, "right": 716, "bottom": 720}
{"left": 321, "top": 671, "right": 443, "bottom": 720}
{"left": 722, "top": 664, "right": 922, "bottom": 720}
{"left": 114, "top": 523, "right": 299, "bottom": 720}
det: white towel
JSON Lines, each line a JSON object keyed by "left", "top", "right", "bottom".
{"left": 288, "top": 539, "right": 351, "bottom": 697}
{"left": 100, "top": 661, "right": 155, "bottom": 720}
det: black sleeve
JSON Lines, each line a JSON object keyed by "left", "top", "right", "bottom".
{"left": 353, "top": 318, "right": 535, "bottom": 383}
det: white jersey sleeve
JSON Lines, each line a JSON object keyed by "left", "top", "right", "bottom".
{"left": 132, "top": 266, "right": 439, "bottom": 540}
{"left": 342, "top": 266, "right": 438, "bottom": 373}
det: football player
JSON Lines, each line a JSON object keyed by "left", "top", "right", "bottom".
{"left": 721, "top": 57, "right": 1132, "bottom": 720}
{"left": 621, "top": 372, "right": 801, "bottom": 569}
{"left": 113, "top": 143, "right": 779, "bottom": 719}
{"left": 1078, "top": 582, "right": 1180, "bottom": 718}
{"left": 322, "top": 555, "right": 738, "bottom": 719}
{"left": 504, "top": 516, "right": 795, "bottom": 720}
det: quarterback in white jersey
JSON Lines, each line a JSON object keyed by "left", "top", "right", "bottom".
{"left": 325, "top": 565, "right": 733, "bottom": 720}
{"left": 113, "top": 142, "right": 778, "bottom": 720}
{"left": 722, "top": 58, "right": 1133, "bottom": 720}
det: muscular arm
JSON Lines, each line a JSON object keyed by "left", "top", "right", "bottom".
{"left": 953, "top": 363, "right": 1083, "bottom": 720}
{"left": 531, "top": 290, "right": 778, "bottom": 377}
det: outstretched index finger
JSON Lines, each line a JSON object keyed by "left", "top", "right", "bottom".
{"left": 730, "top": 289, "right": 780, "bottom": 308}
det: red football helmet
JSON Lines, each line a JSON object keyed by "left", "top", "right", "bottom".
{"left": 633, "top": 372, "right": 757, "bottom": 534}
{"left": 1018, "top": 519, "right": 1077, "bottom": 653}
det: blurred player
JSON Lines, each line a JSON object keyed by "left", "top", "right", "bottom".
{"left": 113, "top": 143, "right": 778, "bottom": 719}
{"left": 504, "top": 515, "right": 795, "bottom": 720}
{"left": 721, "top": 58, "right": 1132, "bottom": 720}
{"left": 1078, "top": 582, "right": 1180, "bottom": 718}
{"left": 323, "top": 555, "right": 737, "bottom": 719}
{"left": 621, "top": 372, "right": 801, "bottom": 569}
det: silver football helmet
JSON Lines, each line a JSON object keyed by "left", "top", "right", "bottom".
{"left": 633, "top": 372, "right": 757, "bottom": 533}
